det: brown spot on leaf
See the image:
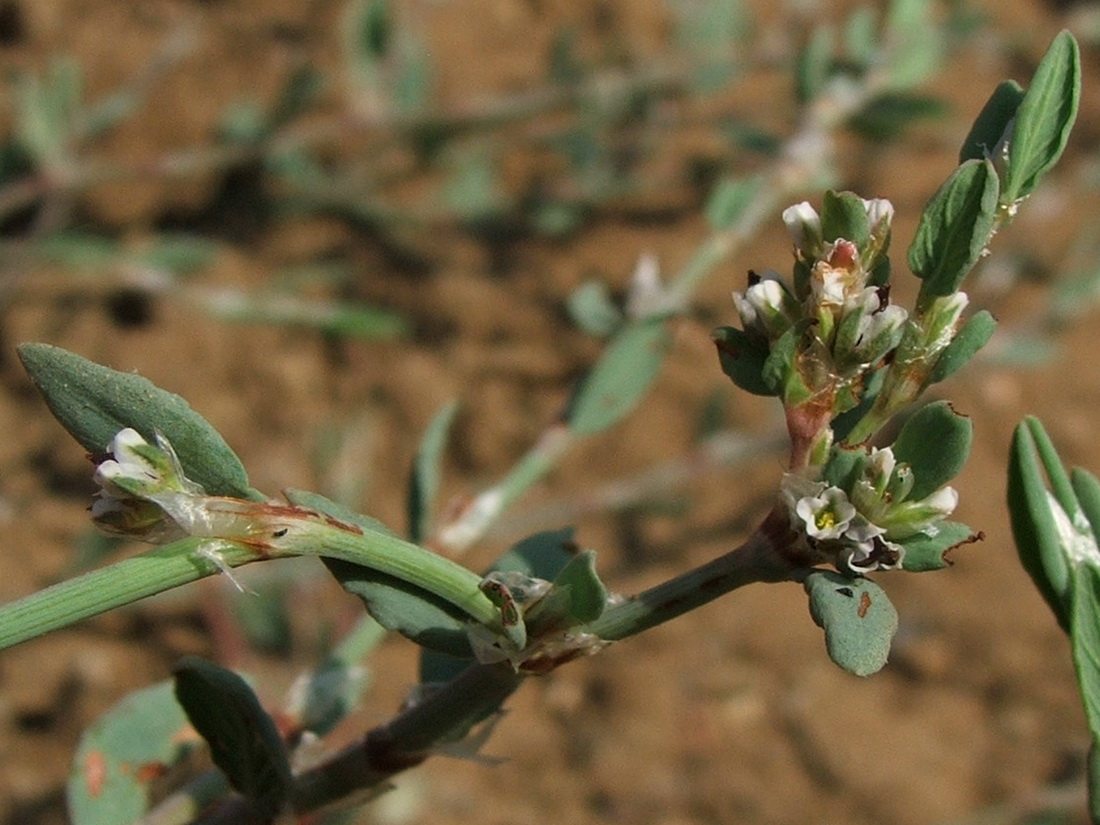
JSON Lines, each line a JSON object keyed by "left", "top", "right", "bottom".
{"left": 134, "top": 761, "right": 168, "bottom": 783}
{"left": 84, "top": 750, "right": 107, "bottom": 798}
{"left": 858, "top": 591, "right": 872, "bottom": 618}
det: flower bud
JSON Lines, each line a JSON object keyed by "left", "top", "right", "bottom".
{"left": 732, "top": 271, "right": 797, "bottom": 340}
{"left": 782, "top": 202, "right": 823, "bottom": 258}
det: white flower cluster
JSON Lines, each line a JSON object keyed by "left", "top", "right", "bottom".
{"left": 732, "top": 197, "right": 907, "bottom": 378}
{"left": 781, "top": 447, "right": 958, "bottom": 574}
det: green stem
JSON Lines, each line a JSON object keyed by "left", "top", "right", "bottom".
{"left": 0, "top": 538, "right": 255, "bottom": 650}
{"left": 587, "top": 515, "right": 798, "bottom": 641}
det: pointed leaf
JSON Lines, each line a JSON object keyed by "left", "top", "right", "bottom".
{"left": 908, "top": 159, "right": 999, "bottom": 300}
{"left": 891, "top": 400, "right": 972, "bottom": 500}
{"left": 706, "top": 174, "right": 762, "bottom": 231}
{"left": 1003, "top": 31, "right": 1080, "bottom": 204}
{"left": 927, "top": 309, "right": 997, "bottom": 384}
{"left": 567, "top": 318, "right": 671, "bottom": 435}
{"left": 959, "top": 80, "right": 1024, "bottom": 163}
{"left": 820, "top": 190, "right": 870, "bottom": 247}
{"left": 490, "top": 527, "right": 578, "bottom": 580}
{"left": 1007, "top": 418, "right": 1071, "bottom": 627}
{"left": 1073, "top": 467, "right": 1100, "bottom": 544}
{"left": 68, "top": 682, "right": 194, "bottom": 825}
{"left": 17, "top": 344, "right": 259, "bottom": 500}
{"left": 1071, "top": 565, "right": 1100, "bottom": 743}
{"left": 804, "top": 570, "right": 898, "bottom": 677}
{"left": 173, "top": 657, "right": 292, "bottom": 820}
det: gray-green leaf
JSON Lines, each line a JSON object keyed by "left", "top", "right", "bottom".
{"left": 908, "top": 159, "right": 999, "bottom": 301}
{"left": 1003, "top": 31, "right": 1080, "bottom": 204}
{"left": 173, "top": 657, "right": 292, "bottom": 820}
{"left": 804, "top": 570, "right": 898, "bottom": 677}
{"left": 17, "top": 343, "right": 260, "bottom": 500}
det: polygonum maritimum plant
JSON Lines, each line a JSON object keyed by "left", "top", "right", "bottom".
{"left": 0, "top": 28, "right": 1084, "bottom": 825}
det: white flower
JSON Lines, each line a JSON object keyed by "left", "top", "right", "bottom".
{"left": 794, "top": 485, "right": 857, "bottom": 540}
{"left": 626, "top": 252, "right": 681, "bottom": 319}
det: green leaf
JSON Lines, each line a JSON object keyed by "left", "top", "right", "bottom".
{"left": 567, "top": 318, "right": 671, "bottom": 435}
{"left": 959, "top": 80, "right": 1024, "bottom": 164}
{"left": 17, "top": 344, "right": 259, "bottom": 500}
{"left": 1072, "top": 565, "right": 1100, "bottom": 743}
{"left": 898, "top": 521, "right": 979, "bottom": 571}
{"left": 1003, "top": 31, "right": 1080, "bottom": 204}
{"left": 1073, "top": 467, "right": 1100, "bottom": 544}
{"left": 823, "top": 445, "right": 867, "bottom": 491}
{"left": 284, "top": 489, "right": 476, "bottom": 658}
{"left": 804, "top": 570, "right": 898, "bottom": 677}
{"left": 712, "top": 325, "right": 774, "bottom": 397}
{"left": 891, "top": 400, "right": 972, "bottom": 500}
{"left": 927, "top": 309, "right": 997, "bottom": 384}
{"left": 706, "top": 175, "right": 762, "bottom": 231}
{"left": 908, "top": 159, "right": 999, "bottom": 300}
{"left": 68, "top": 681, "right": 194, "bottom": 825}
{"left": 326, "top": 557, "right": 474, "bottom": 657}
{"left": 848, "top": 92, "right": 947, "bottom": 142}
{"left": 1007, "top": 418, "right": 1071, "bottom": 628}
{"left": 173, "top": 657, "right": 292, "bottom": 820}
{"left": 795, "top": 25, "right": 833, "bottom": 104}
{"left": 566, "top": 280, "right": 622, "bottom": 337}
{"left": 548, "top": 550, "right": 607, "bottom": 624}
{"left": 407, "top": 401, "right": 458, "bottom": 543}
{"left": 490, "top": 527, "right": 578, "bottom": 581}
{"left": 36, "top": 232, "right": 119, "bottom": 269}
{"left": 820, "top": 190, "right": 870, "bottom": 247}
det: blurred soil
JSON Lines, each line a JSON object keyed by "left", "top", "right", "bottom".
{"left": 1, "top": 1, "right": 1100, "bottom": 824}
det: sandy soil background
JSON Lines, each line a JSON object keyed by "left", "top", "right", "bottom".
{"left": 1, "top": 1, "right": 1100, "bottom": 823}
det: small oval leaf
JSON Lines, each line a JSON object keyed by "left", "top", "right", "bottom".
{"left": 804, "top": 570, "right": 898, "bottom": 677}
{"left": 891, "top": 401, "right": 972, "bottom": 500}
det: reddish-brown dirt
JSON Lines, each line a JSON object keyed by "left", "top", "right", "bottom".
{"left": 1, "top": 1, "right": 1099, "bottom": 824}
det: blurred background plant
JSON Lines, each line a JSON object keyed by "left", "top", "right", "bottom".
{"left": 1, "top": 1, "right": 1099, "bottom": 825}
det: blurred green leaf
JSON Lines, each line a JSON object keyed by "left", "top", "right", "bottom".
{"left": 706, "top": 175, "right": 762, "bottom": 232}
{"left": 68, "top": 681, "right": 192, "bottom": 825}
{"left": 804, "top": 570, "right": 898, "bottom": 677}
{"left": 271, "top": 65, "right": 324, "bottom": 129}
{"left": 908, "top": 158, "right": 999, "bottom": 301}
{"left": 36, "top": 232, "right": 120, "bottom": 269}
{"left": 139, "top": 234, "right": 220, "bottom": 276}
{"left": 844, "top": 6, "right": 878, "bottom": 67}
{"left": 198, "top": 290, "right": 408, "bottom": 339}
{"left": 1003, "top": 31, "right": 1080, "bottom": 204}
{"left": 567, "top": 318, "right": 671, "bottom": 435}
{"left": 173, "top": 657, "right": 292, "bottom": 820}
{"left": 795, "top": 25, "right": 834, "bottom": 104}
{"left": 883, "top": 0, "right": 942, "bottom": 88}
{"left": 17, "top": 343, "right": 260, "bottom": 500}
{"left": 891, "top": 400, "right": 972, "bottom": 500}
{"left": 959, "top": 80, "right": 1024, "bottom": 164}
{"left": 566, "top": 280, "right": 622, "bottom": 337}
{"left": 407, "top": 400, "right": 458, "bottom": 544}
{"left": 848, "top": 92, "right": 947, "bottom": 141}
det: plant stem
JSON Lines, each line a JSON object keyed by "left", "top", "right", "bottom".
{"left": 289, "top": 661, "right": 524, "bottom": 813}
{"left": 0, "top": 538, "right": 255, "bottom": 650}
{"left": 586, "top": 508, "right": 798, "bottom": 641}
